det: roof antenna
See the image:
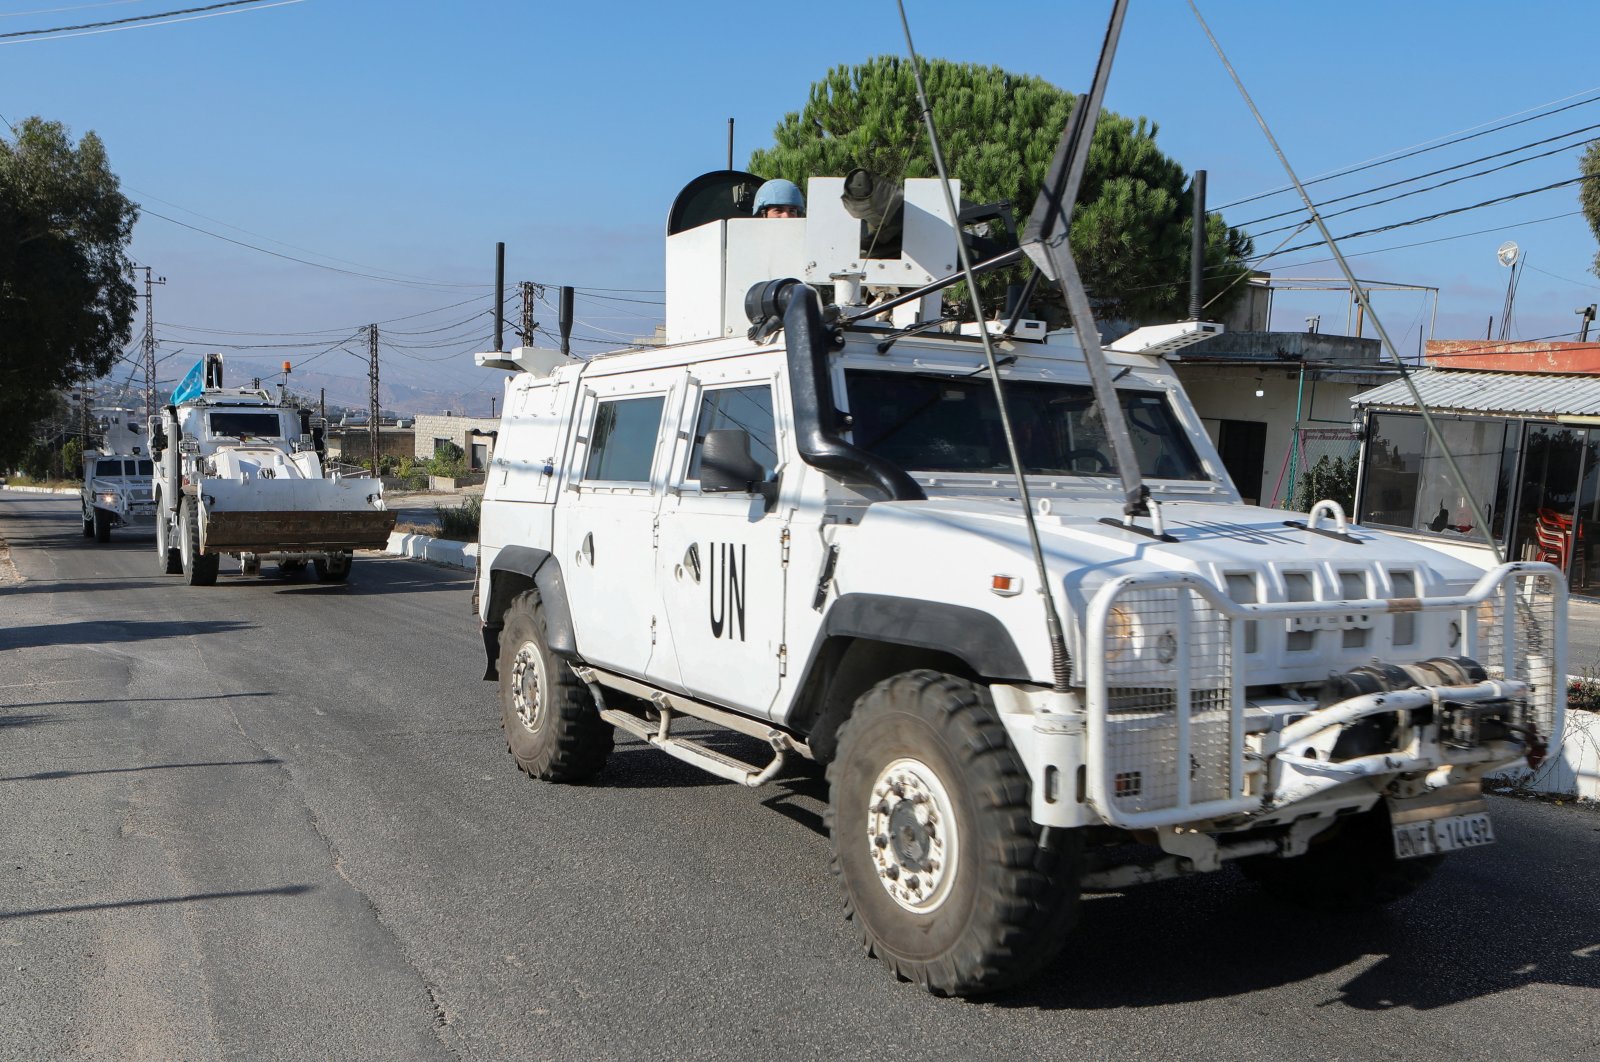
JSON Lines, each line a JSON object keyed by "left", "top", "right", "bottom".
{"left": 1017, "top": 0, "right": 1160, "bottom": 537}
{"left": 895, "top": 0, "right": 1094, "bottom": 693}
{"left": 1187, "top": 0, "right": 1500, "bottom": 564}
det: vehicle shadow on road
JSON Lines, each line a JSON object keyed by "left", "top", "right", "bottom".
{"left": 0, "top": 618, "right": 253, "bottom": 651}
{"left": 0, "top": 882, "right": 314, "bottom": 921}
{"left": 0, "top": 756, "right": 283, "bottom": 783}
{"left": 1, "top": 577, "right": 175, "bottom": 596}
{"left": 996, "top": 870, "right": 1600, "bottom": 1011}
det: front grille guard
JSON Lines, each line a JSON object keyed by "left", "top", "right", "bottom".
{"left": 1082, "top": 562, "right": 1566, "bottom": 829}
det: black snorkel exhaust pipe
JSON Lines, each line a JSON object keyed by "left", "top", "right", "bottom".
{"left": 746, "top": 278, "right": 924, "bottom": 502}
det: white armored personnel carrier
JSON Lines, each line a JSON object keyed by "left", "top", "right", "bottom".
{"left": 149, "top": 354, "right": 396, "bottom": 585}
{"left": 79, "top": 408, "right": 155, "bottom": 542}
{"left": 471, "top": 73, "right": 1565, "bottom": 995}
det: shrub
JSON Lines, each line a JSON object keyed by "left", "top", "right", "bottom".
{"left": 428, "top": 441, "right": 466, "bottom": 478}
{"left": 433, "top": 495, "right": 481, "bottom": 541}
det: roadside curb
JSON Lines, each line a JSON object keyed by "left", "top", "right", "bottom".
{"left": 386, "top": 531, "right": 476, "bottom": 571}
{"left": 2, "top": 485, "right": 79, "bottom": 496}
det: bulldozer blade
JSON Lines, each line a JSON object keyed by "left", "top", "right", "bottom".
{"left": 200, "top": 508, "right": 397, "bottom": 554}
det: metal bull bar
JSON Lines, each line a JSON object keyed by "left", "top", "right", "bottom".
{"left": 200, "top": 508, "right": 397, "bottom": 553}
{"left": 1082, "top": 562, "right": 1566, "bottom": 829}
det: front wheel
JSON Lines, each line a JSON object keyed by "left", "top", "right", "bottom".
{"left": 1238, "top": 801, "right": 1441, "bottom": 911}
{"left": 312, "top": 554, "right": 351, "bottom": 583}
{"left": 81, "top": 510, "right": 94, "bottom": 538}
{"left": 498, "top": 591, "right": 611, "bottom": 781}
{"left": 93, "top": 508, "right": 111, "bottom": 543}
{"left": 179, "top": 497, "right": 219, "bottom": 586}
{"left": 155, "top": 501, "right": 182, "bottom": 574}
{"left": 827, "top": 670, "right": 1081, "bottom": 996}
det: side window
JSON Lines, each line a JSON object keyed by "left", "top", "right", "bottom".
{"left": 584, "top": 395, "right": 666, "bottom": 483}
{"left": 686, "top": 385, "right": 778, "bottom": 483}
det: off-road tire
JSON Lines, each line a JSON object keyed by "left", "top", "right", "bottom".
{"left": 1238, "top": 801, "right": 1441, "bottom": 911}
{"left": 312, "top": 554, "right": 351, "bottom": 583}
{"left": 179, "top": 497, "right": 219, "bottom": 586}
{"left": 82, "top": 511, "right": 94, "bottom": 538}
{"left": 93, "top": 508, "right": 111, "bottom": 543}
{"left": 279, "top": 559, "right": 307, "bottom": 577}
{"left": 827, "top": 669, "right": 1082, "bottom": 996}
{"left": 498, "top": 591, "right": 611, "bottom": 782}
{"left": 155, "top": 501, "right": 182, "bottom": 574}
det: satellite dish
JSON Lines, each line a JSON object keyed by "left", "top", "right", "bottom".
{"left": 1497, "top": 240, "right": 1520, "bottom": 267}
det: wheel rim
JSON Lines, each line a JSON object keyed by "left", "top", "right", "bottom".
{"left": 867, "top": 757, "right": 960, "bottom": 913}
{"left": 508, "top": 640, "right": 545, "bottom": 735}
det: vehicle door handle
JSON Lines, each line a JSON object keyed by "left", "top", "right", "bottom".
{"left": 682, "top": 542, "right": 702, "bottom": 583}
{"left": 579, "top": 531, "right": 594, "bottom": 566}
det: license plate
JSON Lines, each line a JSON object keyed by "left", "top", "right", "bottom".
{"left": 1392, "top": 811, "right": 1495, "bottom": 860}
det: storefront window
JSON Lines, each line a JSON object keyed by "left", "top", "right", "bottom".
{"left": 1359, "top": 413, "right": 1510, "bottom": 543}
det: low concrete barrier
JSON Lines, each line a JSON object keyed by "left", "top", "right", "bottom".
{"left": 385, "top": 531, "right": 475, "bottom": 571}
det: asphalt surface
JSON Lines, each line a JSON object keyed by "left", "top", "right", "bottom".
{"left": 3, "top": 488, "right": 1598, "bottom": 1061}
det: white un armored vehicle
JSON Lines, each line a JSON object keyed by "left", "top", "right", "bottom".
{"left": 472, "top": 160, "right": 1564, "bottom": 992}
{"left": 149, "top": 354, "right": 396, "bottom": 585}
{"left": 80, "top": 408, "right": 155, "bottom": 542}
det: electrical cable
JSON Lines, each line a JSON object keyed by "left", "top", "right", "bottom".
{"left": 1218, "top": 85, "right": 1600, "bottom": 211}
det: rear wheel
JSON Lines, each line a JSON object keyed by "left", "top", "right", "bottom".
{"left": 179, "top": 498, "right": 219, "bottom": 586}
{"left": 1239, "top": 802, "right": 1441, "bottom": 911}
{"left": 498, "top": 591, "right": 611, "bottom": 781}
{"left": 93, "top": 508, "right": 111, "bottom": 543}
{"left": 312, "top": 554, "right": 351, "bottom": 583}
{"left": 155, "top": 501, "right": 182, "bottom": 574}
{"left": 827, "top": 670, "right": 1081, "bottom": 996}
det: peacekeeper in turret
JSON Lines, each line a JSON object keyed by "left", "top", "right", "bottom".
{"left": 752, "top": 178, "right": 805, "bottom": 218}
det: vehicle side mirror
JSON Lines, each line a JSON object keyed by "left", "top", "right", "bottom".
{"left": 150, "top": 428, "right": 167, "bottom": 456}
{"left": 700, "top": 429, "right": 767, "bottom": 495}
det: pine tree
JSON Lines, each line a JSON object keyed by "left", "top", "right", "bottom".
{"left": 749, "top": 57, "right": 1253, "bottom": 322}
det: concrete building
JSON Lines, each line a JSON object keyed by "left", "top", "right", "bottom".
{"left": 412, "top": 413, "right": 500, "bottom": 470}
{"left": 326, "top": 423, "right": 414, "bottom": 464}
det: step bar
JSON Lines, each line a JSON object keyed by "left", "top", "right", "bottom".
{"left": 573, "top": 666, "right": 810, "bottom": 788}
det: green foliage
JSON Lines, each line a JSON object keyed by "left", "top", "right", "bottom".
{"left": 0, "top": 118, "right": 138, "bottom": 468}
{"left": 62, "top": 436, "right": 84, "bottom": 477}
{"left": 22, "top": 443, "right": 53, "bottom": 482}
{"left": 428, "top": 441, "right": 466, "bottom": 478}
{"left": 361, "top": 454, "right": 400, "bottom": 476}
{"left": 1583, "top": 142, "right": 1600, "bottom": 280}
{"left": 433, "top": 495, "right": 481, "bottom": 541}
{"left": 748, "top": 57, "right": 1253, "bottom": 322}
{"left": 1296, "top": 454, "right": 1357, "bottom": 514}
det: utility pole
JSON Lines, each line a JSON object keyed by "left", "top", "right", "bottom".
{"left": 128, "top": 263, "right": 166, "bottom": 421}
{"left": 519, "top": 281, "right": 537, "bottom": 346}
{"left": 368, "top": 324, "right": 381, "bottom": 474}
{"left": 1578, "top": 304, "right": 1596, "bottom": 343}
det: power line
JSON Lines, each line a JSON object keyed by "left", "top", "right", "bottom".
{"left": 1252, "top": 173, "right": 1600, "bottom": 265}
{"left": 0, "top": 0, "right": 300, "bottom": 43}
{"left": 0, "top": 0, "right": 270, "bottom": 38}
{"left": 139, "top": 206, "right": 490, "bottom": 290}
{"left": 1218, "top": 85, "right": 1600, "bottom": 211}
{"left": 1235, "top": 121, "right": 1600, "bottom": 230}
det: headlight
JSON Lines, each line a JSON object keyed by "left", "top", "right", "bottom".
{"left": 96, "top": 492, "right": 116, "bottom": 506}
{"left": 1107, "top": 605, "right": 1141, "bottom": 661}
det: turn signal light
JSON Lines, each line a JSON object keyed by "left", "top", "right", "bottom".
{"left": 991, "top": 574, "right": 1021, "bottom": 596}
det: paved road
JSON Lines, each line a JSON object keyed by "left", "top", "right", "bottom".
{"left": 3, "top": 488, "right": 1598, "bottom": 1061}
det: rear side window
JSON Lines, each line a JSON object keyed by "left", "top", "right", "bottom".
{"left": 584, "top": 396, "right": 664, "bottom": 483}
{"left": 687, "top": 385, "right": 778, "bottom": 482}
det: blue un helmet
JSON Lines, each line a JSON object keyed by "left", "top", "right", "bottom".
{"left": 752, "top": 178, "right": 805, "bottom": 217}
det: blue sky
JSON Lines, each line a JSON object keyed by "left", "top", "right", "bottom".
{"left": 4, "top": 0, "right": 1599, "bottom": 412}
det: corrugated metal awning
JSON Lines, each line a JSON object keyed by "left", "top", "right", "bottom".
{"left": 1351, "top": 369, "right": 1600, "bottom": 416}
